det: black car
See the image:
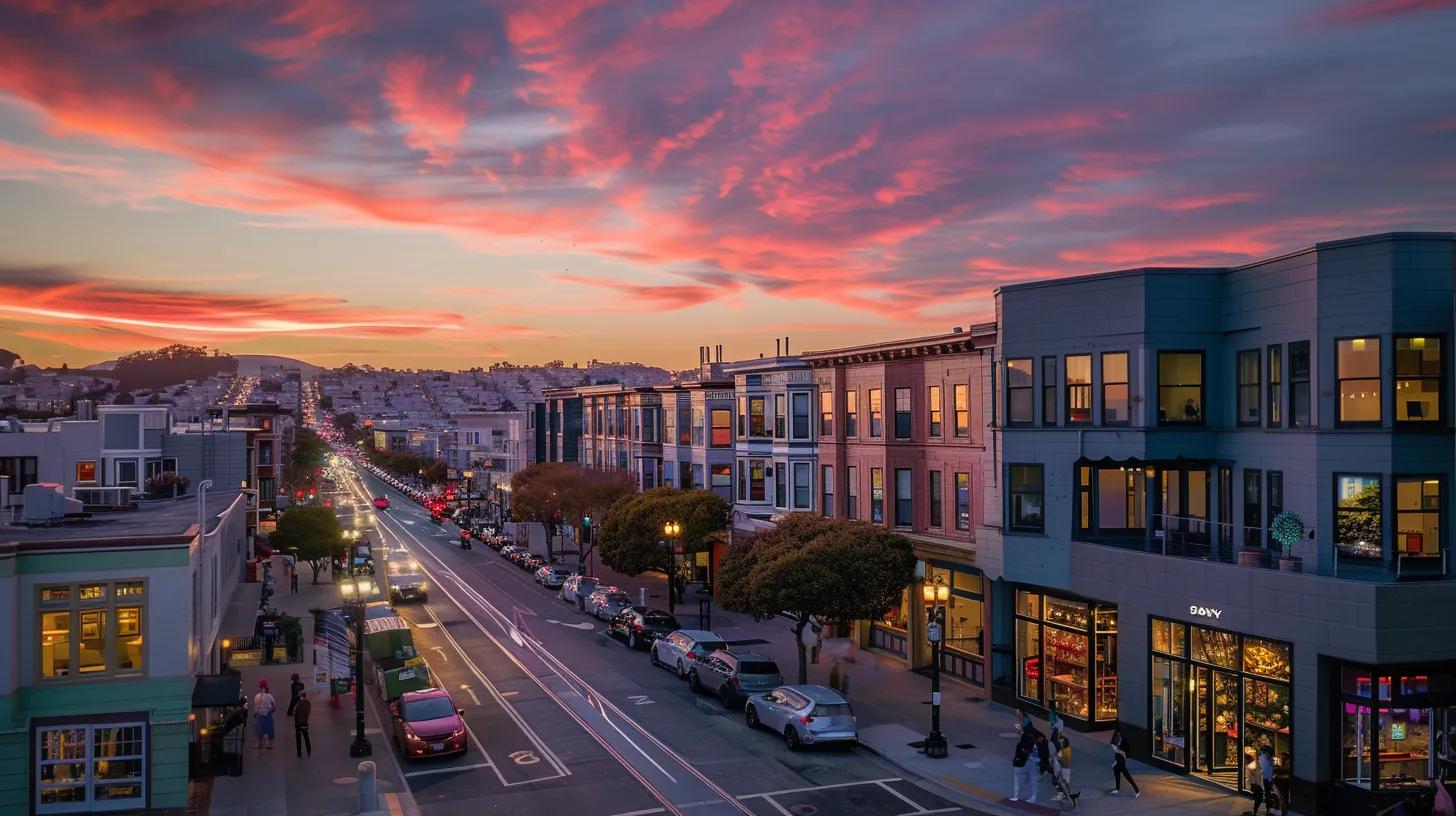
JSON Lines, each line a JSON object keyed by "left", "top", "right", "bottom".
{"left": 608, "top": 607, "right": 681, "bottom": 650}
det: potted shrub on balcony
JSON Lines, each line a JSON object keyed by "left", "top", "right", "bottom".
{"left": 1271, "top": 511, "right": 1304, "bottom": 572}
{"left": 145, "top": 472, "right": 190, "bottom": 499}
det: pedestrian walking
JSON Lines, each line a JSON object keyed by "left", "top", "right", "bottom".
{"left": 1258, "top": 745, "right": 1276, "bottom": 815}
{"left": 1048, "top": 705, "right": 1065, "bottom": 741}
{"left": 252, "top": 679, "right": 276, "bottom": 750}
{"left": 1273, "top": 751, "right": 1292, "bottom": 816}
{"left": 1247, "top": 749, "right": 1267, "bottom": 815}
{"left": 293, "top": 690, "right": 312, "bottom": 758}
{"left": 290, "top": 570, "right": 299, "bottom": 594}
{"left": 1011, "top": 728, "right": 1037, "bottom": 803}
{"left": 1108, "top": 727, "right": 1140, "bottom": 797}
{"left": 286, "top": 673, "right": 304, "bottom": 716}
{"left": 1050, "top": 731, "right": 1079, "bottom": 806}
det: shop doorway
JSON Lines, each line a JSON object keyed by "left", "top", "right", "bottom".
{"left": 1192, "top": 667, "right": 1242, "bottom": 788}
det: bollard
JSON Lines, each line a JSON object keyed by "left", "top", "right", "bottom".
{"left": 357, "top": 760, "right": 378, "bottom": 813}
{"left": 639, "top": 587, "right": 646, "bottom": 607}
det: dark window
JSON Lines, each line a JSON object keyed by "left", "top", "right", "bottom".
{"left": 737, "top": 396, "right": 747, "bottom": 437}
{"left": 1158, "top": 352, "right": 1203, "bottom": 425}
{"left": 1337, "top": 338, "right": 1381, "bottom": 425}
{"left": 1267, "top": 471, "right": 1283, "bottom": 549}
{"left": 793, "top": 462, "right": 811, "bottom": 509}
{"left": 1289, "top": 341, "right": 1311, "bottom": 427}
{"left": 870, "top": 467, "right": 884, "bottom": 524}
{"left": 819, "top": 391, "right": 834, "bottom": 436}
{"left": 1009, "top": 465, "right": 1044, "bottom": 532}
{"left": 774, "top": 461, "right": 786, "bottom": 507}
{"left": 846, "top": 466, "right": 859, "bottom": 520}
{"left": 1102, "top": 352, "right": 1129, "bottom": 425}
{"left": 1007, "top": 358, "right": 1033, "bottom": 424}
{"left": 1244, "top": 469, "right": 1262, "bottom": 548}
{"left": 1267, "top": 345, "right": 1282, "bottom": 428}
{"left": 928, "top": 385, "right": 942, "bottom": 438}
{"left": 845, "top": 390, "right": 859, "bottom": 437}
{"left": 773, "top": 394, "right": 786, "bottom": 439}
{"left": 1335, "top": 474, "right": 1382, "bottom": 559}
{"left": 1238, "top": 350, "right": 1261, "bottom": 426}
{"left": 953, "top": 385, "right": 969, "bottom": 437}
{"left": 929, "top": 470, "right": 943, "bottom": 528}
{"left": 1395, "top": 336, "right": 1441, "bottom": 423}
{"left": 893, "top": 388, "right": 912, "bottom": 438}
{"left": 955, "top": 472, "right": 970, "bottom": 531}
{"left": 1066, "top": 355, "right": 1091, "bottom": 424}
{"left": 1041, "top": 357, "right": 1057, "bottom": 426}
{"left": 791, "top": 392, "right": 811, "bottom": 439}
{"left": 894, "top": 468, "right": 912, "bottom": 527}
{"left": 821, "top": 465, "right": 834, "bottom": 516}
{"left": 868, "top": 389, "right": 883, "bottom": 438}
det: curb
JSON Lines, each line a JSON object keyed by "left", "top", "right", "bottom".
{"left": 856, "top": 737, "right": 1056, "bottom": 816}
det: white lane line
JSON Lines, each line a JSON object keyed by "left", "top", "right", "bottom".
{"left": 403, "top": 761, "right": 495, "bottom": 779}
{"left": 758, "top": 798, "right": 794, "bottom": 816}
{"left": 738, "top": 778, "right": 904, "bottom": 799}
{"left": 459, "top": 684, "right": 482, "bottom": 706}
{"left": 895, "top": 809, "right": 960, "bottom": 815}
{"left": 877, "top": 780, "right": 933, "bottom": 813}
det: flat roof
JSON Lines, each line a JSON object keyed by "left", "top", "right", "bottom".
{"left": 0, "top": 489, "right": 245, "bottom": 545}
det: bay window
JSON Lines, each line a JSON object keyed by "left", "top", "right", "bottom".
{"left": 1395, "top": 336, "right": 1441, "bottom": 423}
{"left": 1102, "top": 352, "right": 1129, "bottom": 425}
{"left": 791, "top": 392, "right": 811, "bottom": 439}
{"left": 1337, "top": 338, "right": 1381, "bottom": 425}
{"left": 1158, "top": 351, "right": 1204, "bottom": 425}
{"left": 38, "top": 580, "right": 145, "bottom": 681}
{"left": 893, "top": 387, "right": 912, "bottom": 438}
{"left": 868, "top": 389, "right": 883, "bottom": 438}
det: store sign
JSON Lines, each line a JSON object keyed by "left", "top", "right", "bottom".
{"left": 1188, "top": 604, "right": 1223, "bottom": 620}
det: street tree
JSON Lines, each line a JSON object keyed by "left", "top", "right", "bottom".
{"left": 283, "top": 427, "right": 328, "bottom": 494}
{"left": 269, "top": 504, "right": 344, "bottom": 584}
{"left": 510, "top": 463, "right": 632, "bottom": 561}
{"left": 717, "top": 513, "right": 916, "bottom": 683}
{"left": 597, "top": 488, "right": 729, "bottom": 604}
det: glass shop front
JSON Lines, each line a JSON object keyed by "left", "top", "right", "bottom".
{"left": 1014, "top": 588, "right": 1118, "bottom": 724}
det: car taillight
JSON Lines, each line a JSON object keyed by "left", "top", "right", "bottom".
{"left": 800, "top": 715, "right": 813, "bottom": 725}
{"left": 684, "top": 652, "right": 696, "bottom": 661}
{"left": 730, "top": 676, "right": 740, "bottom": 689}
{"left": 634, "top": 623, "right": 645, "bottom": 633}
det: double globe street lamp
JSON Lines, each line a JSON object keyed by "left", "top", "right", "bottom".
{"left": 338, "top": 576, "right": 376, "bottom": 758}
{"left": 662, "top": 520, "right": 682, "bottom": 614}
{"left": 922, "top": 577, "right": 951, "bottom": 759}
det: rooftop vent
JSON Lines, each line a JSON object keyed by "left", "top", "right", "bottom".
{"left": 20, "top": 483, "right": 85, "bottom": 525}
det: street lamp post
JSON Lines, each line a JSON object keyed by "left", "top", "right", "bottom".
{"left": 662, "top": 520, "right": 681, "bottom": 614}
{"left": 921, "top": 578, "right": 950, "bottom": 759}
{"left": 463, "top": 470, "right": 474, "bottom": 520}
{"left": 338, "top": 577, "right": 373, "bottom": 758}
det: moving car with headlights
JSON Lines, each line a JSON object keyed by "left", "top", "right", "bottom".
{"left": 373, "top": 495, "right": 391, "bottom": 510}
{"left": 560, "top": 575, "right": 600, "bottom": 610}
{"left": 391, "top": 688, "right": 468, "bottom": 758}
{"left": 651, "top": 630, "right": 728, "bottom": 678}
{"left": 688, "top": 650, "right": 784, "bottom": 709}
{"left": 585, "top": 587, "right": 632, "bottom": 621}
{"left": 535, "top": 566, "right": 572, "bottom": 588}
{"left": 744, "top": 685, "right": 858, "bottom": 751}
{"left": 386, "top": 560, "right": 429, "bottom": 604}
{"left": 608, "top": 607, "right": 680, "bottom": 650}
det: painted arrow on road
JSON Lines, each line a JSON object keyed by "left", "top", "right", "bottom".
{"left": 545, "top": 619, "right": 596, "bottom": 630}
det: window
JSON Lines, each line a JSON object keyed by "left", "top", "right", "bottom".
{"left": 893, "top": 388, "right": 912, "bottom": 438}
{"left": 791, "top": 392, "right": 811, "bottom": 439}
{"left": 0, "top": 456, "right": 40, "bottom": 499}
{"left": 955, "top": 472, "right": 970, "bottom": 531}
{"left": 928, "top": 385, "right": 942, "bottom": 438}
{"left": 749, "top": 396, "right": 767, "bottom": 437}
{"left": 1243, "top": 470, "right": 1262, "bottom": 549}
{"left": 115, "top": 460, "right": 138, "bottom": 487}
{"left": 819, "top": 391, "right": 834, "bottom": 436}
{"left": 258, "top": 440, "right": 274, "bottom": 465}
{"left": 749, "top": 459, "right": 766, "bottom": 502}
{"left": 821, "top": 465, "right": 834, "bottom": 516}
{"left": 793, "top": 462, "right": 811, "bottom": 509}
{"left": 868, "top": 389, "right": 883, "bottom": 438}
{"left": 665, "top": 405, "right": 677, "bottom": 444}
{"left": 1337, "top": 337, "right": 1381, "bottom": 424}
{"left": 1237, "top": 350, "right": 1261, "bottom": 426}
{"left": 1267, "top": 345, "right": 1282, "bottom": 427}
{"left": 36, "top": 722, "right": 147, "bottom": 813}
{"left": 1395, "top": 337, "right": 1441, "bottom": 423}
{"left": 1007, "top": 358, "right": 1033, "bottom": 424}
{"left": 1396, "top": 478, "right": 1440, "bottom": 557}
{"left": 710, "top": 463, "right": 731, "bottom": 487}
{"left": 1066, "top": 355, "right": 1091, "bottom": 424}
{"left": 38, "top": 579, "right": 145, "bottom": 681}
{"left": 1102, "top": 352, "right": 1129, "bottom": 425}
{"left": 1158, "top": 352, "right": 1204, "bottom": 425}
{"left": 774, "top": 394, "right": 786, "bottom": 439}
{"left": 929, "top": 470, "right": 943, "bottom": 528}
{"left": 1267, "top": 471, "right": 1283, "bottom": 549}
{"left": 845, "top": 390, "right": 859, "bottom": 437}
{"left": 710, "top": 408, "right": 731, "bottom": 447}
{"left": 1289, "top": 341, "right": 1311, "bottom": 427}
{"left": 894, "top": 468, "right": 912, "bottom": 527}
{"left": 870, "top": 467, "right": 884, "bottom": 524}
{"left": 774, "top": 461, "right": 786, "bottom": 507}
{"left": 1335, "top": 474, "right": 1383, "bottom": 559}
{"left": 846, "top": 466, "right": 859, "bottom": 520}
{"left": 75, "top": 461, "right": 97, "bottom": 484}
{"left": 737, "top": 396, "right": 747, "bottom": 437}
{"left": 691, "top": 407, "right": 704, "bottom": 446}
{"left": 953, "top": 384, "right": 969, "bottom": 437}
{"left": 678, "top": 407, "right": 692, "bottom": 445}
{"left": 1041, "top": 357, "right": 1057, "bottom": 426}
{"left": 1009, "top": 465, "right": 1044, "bottom": 532}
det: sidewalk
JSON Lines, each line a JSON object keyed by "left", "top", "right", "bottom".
{"left": 585, "top": 562, "right": 1265, "bottom": 816}
{"left": 208, "top": 557, "right": 418, "bottom": 816}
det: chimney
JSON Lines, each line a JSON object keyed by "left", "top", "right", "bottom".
{"left": 776, "top": 338, "right": 781, "bottom": 356}
{"left": 952, "top": 326, "right": 964, "bottom": 334}
{"left": 76, "top": 400, "right": 95, "bottom": 421}
{"left": 784, "top": 336, "right": 789, "bottom": 356}
{"left": 716, "top": 344, "right": 722, "bottom": 363}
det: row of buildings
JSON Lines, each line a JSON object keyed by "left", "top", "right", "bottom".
{"left": 0, "top": 402, "right": 294, "bottom": 813}
{"left": 537, "top": 232, "right": 1456, "bottom": 815}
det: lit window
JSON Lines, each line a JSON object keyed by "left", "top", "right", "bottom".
{"left": 1337, "top": 338, "right": 1381, "bottom": 424}
{"left": 1066, "top": 355, "right": 1091, "bottom": 423}
{"left": 1102, "top": 352, "right": 1129, "bottom": 425}
{"left": 1395, "top": 337, "right": 1441, "bottom": 423}
{"left": 1158, "top": 352, "right": 1203, "bottom": 425}
{"left": 1335, "top": 474, "right": 1382, "bottom": 559}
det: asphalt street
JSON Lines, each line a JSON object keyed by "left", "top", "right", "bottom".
{"left": 329, "top": 455, "right": 977, "bottom": 816}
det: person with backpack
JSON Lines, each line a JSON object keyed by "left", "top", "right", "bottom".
{"left": 1012, "top": 728, "right": 1037, "bottom": 803}
{"left": 1050, "top": 731, "right": 1079, "bottom": 807}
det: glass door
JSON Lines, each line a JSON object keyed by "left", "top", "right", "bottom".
{"left": 1191, "top": 668, "right": 1243, "bottom": 787}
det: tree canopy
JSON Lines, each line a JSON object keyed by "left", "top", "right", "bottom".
{"left": 284, "top": 428, "right": 329, "bottom": 493}
{"left": 510, "top": 462, "right": 633, "bottom": 560}
{"left": 717, "top": 513, "right": 917, "bottom": 683}
{"left": 270, "top": 504, "right": 343, "bottom": 584}
{"left": 597, "top": 487, "right": 730, "bottom": 602}
{"left": 112, "top": 344, "right": 237, "bottom": 392}
{"left": 368, "top": 449, "right": 446, "bottom": 483}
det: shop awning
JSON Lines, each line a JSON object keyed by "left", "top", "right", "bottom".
{"left": 192, "top": 674, "right": 242, "bottom": 708}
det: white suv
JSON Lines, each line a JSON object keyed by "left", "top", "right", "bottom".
{"left": 651, "top": 630, "right": 728, "bottom": 679}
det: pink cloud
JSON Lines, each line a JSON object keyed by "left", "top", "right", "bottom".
{"left": 382, "top": 55, "right": 476, "bottom": 164}
{"left": 1314, "top": 0, "right": 1456, "bottom": 25}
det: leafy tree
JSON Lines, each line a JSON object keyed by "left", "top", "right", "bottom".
{"left": 284, "top": 428, "right": 329, "bottom": 493}
{"left": 318, "top": 395, "right": 333, "bottom": 411}
{"left": 511, "top": 463, "right": 633, "bottom": 561}
{"left": 717, "top": 513, "right": 917, "bottom": 683}
{"left": 333, "top": 411, "right": 358, "bottom": 433}
{"left": 597, "top": 488, "right": 729, "bottom": 603}
{"left": 0, "top": 348, "right": 20, "bottom": 368}
{"left": 270, "top": 504, "right": 343, "bottom": 584}
{"left": 112, "top": 344, "right": 237, "bottom": 392}
{"left": 113, "top": 391, "right": 136, "bottom": 405}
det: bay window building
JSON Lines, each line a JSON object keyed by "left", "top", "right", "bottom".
{"left": 726, "top": 354, "right": 817, "bottom": 541}
{"left": 984, "top": 232, "right": 1456, "bottom": 815}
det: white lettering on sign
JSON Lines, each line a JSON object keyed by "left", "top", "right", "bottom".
{"left": 1189, "top": 604, "right": 1223, "bottom": 620}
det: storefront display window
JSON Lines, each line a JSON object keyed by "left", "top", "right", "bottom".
{"left": 927, "top": 564, "right": 986, "bottom": 666}
{"left": 1152, "top": 655, "right": 1188, "bottom": 765}
{"left": 1015, "top": 588, "right": 1117, "bottom": 723}
{"left": 1336, "top": 663, "right": 1456, "bottom": 793}
{"left": 36, "top": 722, "right": 147, "bottom": 814}
{"left": 878, "top": 590, "right": 909, "bottom": 631}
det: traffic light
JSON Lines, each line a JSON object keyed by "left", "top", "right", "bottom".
{"left": 582, "top": 516, "right": 591, "bottom": 527}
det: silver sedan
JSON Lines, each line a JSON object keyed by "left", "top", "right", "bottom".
{"left": 744, "top": 685, "right": 858, "bottom": 751}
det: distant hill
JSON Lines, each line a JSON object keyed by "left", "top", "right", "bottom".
{"left": 234, "top": 355, "right": 323, "bottom": 377}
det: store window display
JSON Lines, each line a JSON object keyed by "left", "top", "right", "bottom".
{"left": 1014, "top": 588, "right": 1117, "bottom": 724}
{"left": 1337, "top": 665, "right": 1456, "bottom": 793}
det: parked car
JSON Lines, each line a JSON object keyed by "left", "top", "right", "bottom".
{"left": 745, "top": 685, "right": 858, "bottom": 751}
{"left": 504, "top": 550, "right": 531, "bottom": 566}
{"left": 499, "top": 544, "right": 525, "bottom": 558}
{"left": 688, "top": 650, "right": 784, "bottom": 709}
{"left": 651, "top": 630, "right": 729, "bottom": 678}
{"left": 560, "top": 575, "right": 600, "bottom": 610}
{"left": 390, "top": 688, "right": 468, "bottom": 759}
{"left": 535, "top": 566, "right": 572, "bottom": 588}
{"left": 585, "top": 587, "right": 631, "bottom": 621}
{"left": 608, "top": 607, "right": 681, "bottom": 650}
{"left": 520, "top": 554, "right": 546, "bottom": 572}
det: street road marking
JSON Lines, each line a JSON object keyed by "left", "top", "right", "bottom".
{"left": 430, "top": 646, "right": 448, "bottom": 662}
{"left": 459, "top": 684, "right": 481, "bottom": 706}
{"left": 627, "top": 695, "right": 654, "bottom": 706}
{"left": 508, "top": 750, "right": 540, "bottom": 765}
{"left": 876, "top": 781, "right": 937, "bottom": 814}
{"left": 500, "top": 690, "right": 520, "bottom": 697}
{"left": 403, "top": 762, "right": 495, "bottom": 778}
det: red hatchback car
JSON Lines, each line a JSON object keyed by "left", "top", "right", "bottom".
{"left": 391, "top": 688, "right": 467, "bottom": 758}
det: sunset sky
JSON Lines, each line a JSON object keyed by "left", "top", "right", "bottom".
{"left": 1, "top": 0, "right": 1454, "bottom": 370}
